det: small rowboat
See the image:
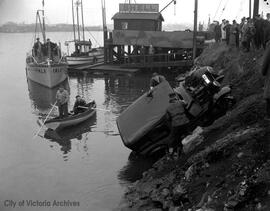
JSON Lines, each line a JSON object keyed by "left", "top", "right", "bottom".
{"left": 44, "top": 101, "right": 96, "bottom": 130}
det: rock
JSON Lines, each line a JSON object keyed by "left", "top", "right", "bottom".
{"left": 237, "top": 152, "right": 244, "bottom": 158}
{"left": 173, "top": 184, "right": 186, "bottom": 195}
{"left": 169, "top": 206, "right": 181, "bottom": 211}
{"left": 185, "top": 165, "right": 195, "bottom": 180}
{"left": 182, "top": 126, "right": 204, "bottom": 153}
{"left": 224, "top": 200, "right": 239, "bottom": 208}
{"left": 256, "top": 202, "right": 263, "bottom": 210}
{"left": 161, "top": 188, "right": 171, "bottom": 197}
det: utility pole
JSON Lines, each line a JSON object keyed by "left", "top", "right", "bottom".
{"left": 249, "top": 0, "right": 252, "bottom": 18}
{"left": 253, "top": 0, "right": 259, "bottom": 18}
{"left": 192, "top": 0, "right": 198, "bottom": 61}
{"left": 101, "top": 0, "right": 108, "bottom": 63}
{"left": 72, "top": 0, "right": 76, "bottom": 41}
{"left": 76, "top": 0, "right": 80, "bottom": 41}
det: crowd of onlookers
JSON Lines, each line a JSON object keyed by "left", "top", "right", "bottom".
{"left": 212, "top": 13, "right": 270, "bottom": 52}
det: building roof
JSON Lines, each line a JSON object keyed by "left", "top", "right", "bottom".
{"left": 112, "top": 12, "right": 164, "bottom": 21}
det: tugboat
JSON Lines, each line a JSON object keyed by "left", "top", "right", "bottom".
{"left": 26, "top": 0, "right": 68, "bottom": 88}
{"left": 65, "top": 0, "right": 104, "bottom": 70}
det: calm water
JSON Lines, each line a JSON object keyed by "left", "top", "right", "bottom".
{"left": 0, "top": 32, "right": 181, "bottom": 211}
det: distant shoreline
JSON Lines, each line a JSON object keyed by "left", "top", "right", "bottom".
{"left": 0, "top": 22, "right": 192, "bottom": 33}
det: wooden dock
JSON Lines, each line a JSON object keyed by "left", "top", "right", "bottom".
{"left": 91, "top": 64, "right": 140, "bottom": 73}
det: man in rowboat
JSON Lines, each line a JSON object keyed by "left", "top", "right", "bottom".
{"left": 73, "top": 95, "right": 87, "bottom": 114}
{"left": 56, "top": 86, "right": 69, "bottom": 118}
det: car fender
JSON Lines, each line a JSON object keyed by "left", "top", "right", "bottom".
{"left": 213, "top": 86, "right": 231, "bottom": 102}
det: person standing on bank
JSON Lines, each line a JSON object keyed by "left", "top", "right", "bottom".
{"left": 261, "top": 41, "right": 270, "bottom": 121}
{"left": 147, "top": 72, "right": 166, "bottom": 97}
{"left": 150, "top": 72, "right": 166, "bottom": 89}
{"left": 166, "top": 94, "right": 189, "bottom": 157}
{"left": 56, "top": 86, "right": 69, "bottom": 118}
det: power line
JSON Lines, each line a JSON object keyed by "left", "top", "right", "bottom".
{"left": 213, "top": 0, "right": 224, "bottom": 20}
{"left": 218, "top": 0, "right": 230, "bottom": 20}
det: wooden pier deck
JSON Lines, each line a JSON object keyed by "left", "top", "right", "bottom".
{"left": 91, "top": 64, "right": 140, "bottom": 73}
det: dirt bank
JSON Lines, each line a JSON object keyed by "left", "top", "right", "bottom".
{"left": 119, "top": 43, "right": 270, "bottom": 211}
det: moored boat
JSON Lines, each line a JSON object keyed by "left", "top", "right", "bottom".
{"left": 66, "top": 0, "right": 104, "bottom": 70}
{"left": 44, "top": 101, "right": 96, "bottom": 130}
{"left": 26, "top": 1, "right": 68, "bottom": 88}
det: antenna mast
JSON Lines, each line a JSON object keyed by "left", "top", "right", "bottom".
{"left": 192, "top": 0, "right": 198, "bottom": 61}
{"left": 81, "top": 0, "right": 85, "bottom": 43}
{"left": 42, "top": 0, "right": 46, "bottom": 42}
{"left": 72, "top": 0, "right": 76, "bottom": 41}
{"left": 76, "top": 0, "right": 81, "bottom": 41}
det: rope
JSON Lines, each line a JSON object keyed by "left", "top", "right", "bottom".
{"left": 86, "top": 30, "right": 101, "bottom": 47}
{"left": 213, "top": 0, "right": 224, "bottom": 20}
{"left": 218, "top": 0, "right": 230, "bottom": 20}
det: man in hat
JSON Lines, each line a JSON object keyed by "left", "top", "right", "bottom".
{"left": 147, "top": 72, "right": 166, "bottom": 97}
{"left": 149, "top": 72, "right": 166, "bottom": 89}
{"left": 73, "top": 95, "right": 87, "bottom": 114}
{"left": 33, "top": 37, "right": 42, "bottom": 60}
{"left": 46, "top": 38, "right": 57, "bottom": 60}
{"left": 56, "top": 86, "right": 69, "bottom": 118}
{"left": 166, "top": 93, "right": 189, "bottom": 158}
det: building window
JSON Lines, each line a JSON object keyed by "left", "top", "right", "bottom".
{"left": 121, "top": 22, "right": 128, "bottom": 30}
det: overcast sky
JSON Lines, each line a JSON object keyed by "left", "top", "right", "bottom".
{"left": 0, "top": 0, "right": 270, "bottom": 26}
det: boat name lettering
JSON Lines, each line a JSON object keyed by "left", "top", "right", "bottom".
{"left": 53, "top": 68, "right": 62, "bottom": 73}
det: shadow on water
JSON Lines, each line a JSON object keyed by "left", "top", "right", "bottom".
{"left": 43, "top": 113, "right": 97, "bottom": 160}
{"left": 117, "top": 151, "right": 164, "bottom": 184}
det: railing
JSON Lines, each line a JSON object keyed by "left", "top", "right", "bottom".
{"left": 122, "top": 52, "right": 193, "bottom": 68}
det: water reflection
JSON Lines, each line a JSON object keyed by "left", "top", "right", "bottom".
{"left": 27, "top": 78, "right": 70, "bottom": 111}
{"left": 44, "top": 114, "right": 97, "bottom": 160}
{"left": 27, "top": 69, "right": 181, "bottom": 185}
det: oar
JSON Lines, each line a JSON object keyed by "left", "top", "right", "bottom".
{"left": 78, "top": 106, "right": 111, "bottom": 112}
{"left": 33, "top": 101, "right": 57, "bottom": 139}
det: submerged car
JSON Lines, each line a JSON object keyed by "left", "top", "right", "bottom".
{"left": 117, "top": 68, "right": 235, "bottom": 155}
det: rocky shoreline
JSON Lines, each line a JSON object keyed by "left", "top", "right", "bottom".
{"left": 118, "top": 43, "right": 270, "bottom": 211}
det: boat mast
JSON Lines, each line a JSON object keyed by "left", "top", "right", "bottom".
{"left": 101, "top": 0, "right": 108, "bottom": 62}
{"left": 192, "top": 0, "right": 198, "bottom": 61}
{"left": 76, "top": 0, "right": 81, "bottom": 41}
{"left": 72, "top": 0, "right": 76, "bottom": 41}
{"left": 41, "top": 0, "right": 46, "bottom": 42}
{"left": 81, "top": 0, "right": 85, "bottom": 43}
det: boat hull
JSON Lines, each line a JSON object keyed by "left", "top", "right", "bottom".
{"left": 45, "top": 103, "right": 96, "bottom": 130}
{"left": 26, "top": 63, "right": 68, "bottom": 88}
{"left": 66, "top": 49, "right": 104, "bottom": 69}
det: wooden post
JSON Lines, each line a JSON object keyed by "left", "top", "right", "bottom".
{"left": 192, "top": 0, "right": 198, "bottom": 61}
{"left": 249, "top": 0, "right": 252, "bottom": 18}
{"left": 253, "top": 0, "right": 259, "bottom": 18}
{"left": 72, "top": 0, "right": 76, "bottom": 41}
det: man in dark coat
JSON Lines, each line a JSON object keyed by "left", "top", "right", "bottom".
{"left": 166, "top": 94, "right": 189, "bottom": 157}
{"left": 56, "top": 86, "right": 69, "bottom": 118}
{"left": 261, "top": 41, "right": 270, "bottom": 120}
{"left": 214, "top": 21, "right": 222, "bottom": 43}
{"left": 224, "top": 20, "right": 231, "bottom": 45}
{"left": 147, "top": 72, "right": 167, "bottom": 97}
{"left": 254, "top": 15, "right": 264, "bottom": 49}
{"left": 149, "top": 72, "right": 166, "bottom": 89}
{"left": 232, "top": 20, "right": 240, "bottom": 48}
{"left": 73, "top": 95, "right": 87, "bottom": 114}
